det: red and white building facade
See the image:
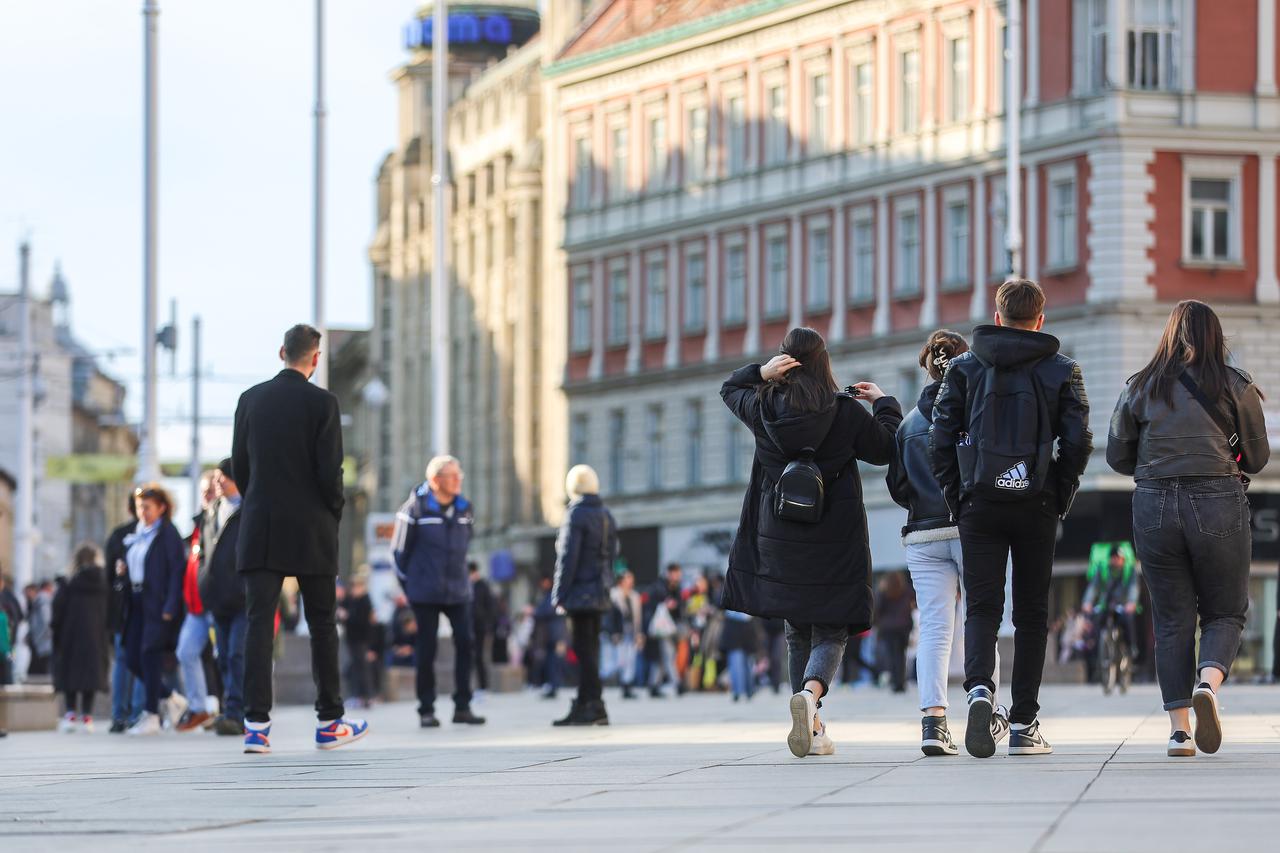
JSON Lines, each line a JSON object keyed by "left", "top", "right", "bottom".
{"left": 542, "top": 0, "right": 1280, "bottom": 660}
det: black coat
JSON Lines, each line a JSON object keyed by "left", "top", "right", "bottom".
{"left": 123, "top": 519, "right": 187, "bottom": 652}
{"left": 52, "top": 567, "right": 110, "bottom": 693}
{"left": 232, "top": 369, "right": 345, "bottom": 576}
{"left": 551, "top": 494, "right": 619, "bottom": 614}
{"left": 104, "top": 519, "right": 135, "bottom": 634}
{"left": 720, "top": 364, "right": 903, "bottom": 632}
{"left": 197, "top": 500, "right": 245, "bottom": 617}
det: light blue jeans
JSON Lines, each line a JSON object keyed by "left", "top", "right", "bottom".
{"left": 727, "top": 649, "right": 752, "bottom": 698}
{"left": 111, "top": 632, "right": 145, "bottom": 722}
{"left": 176, "top": 612, "right": 211, "bottom": 713}
{"left": 905, "top": 536, "right": 999, "bottom": 712}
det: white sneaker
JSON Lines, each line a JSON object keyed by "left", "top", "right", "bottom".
{"left": 162, "top": 692, "right": 189, "bottom": 730}
{"left": 126, "top": 712, "right": 162, "bottom": 736}
{"left": 787, "top": 690, "right": 818, "bottom": 758}
{"left": 81, "top": 716, "right": 96, "bottom": 734}
{"left": 1168, "top": 730, "right": 1195, "bottom": 757}
{"left": 808, "top": 725, "right": 836, "bottom": 756}
{"left": 1192, "top": 683, "right": 1222, "bottom": 755}
{"left": 58, "top": 713, "right": 78, "bottom": 734}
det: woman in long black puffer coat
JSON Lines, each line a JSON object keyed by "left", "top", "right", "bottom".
{"left": 550, "top": 464, "right": 619, "bottom": 727}
{"left": 721, "top": 327, "right": 902, "bottom": 758}
{"left": 53, "top": 544, "right": 111, "bottom": 732}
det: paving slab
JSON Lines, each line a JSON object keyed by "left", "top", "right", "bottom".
{"left": 0, "top": 684, "right": 1277, "bottom": 852}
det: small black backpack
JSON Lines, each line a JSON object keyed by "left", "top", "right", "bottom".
{"left": 774, "top": 449, "right": 825, "bottom": 523}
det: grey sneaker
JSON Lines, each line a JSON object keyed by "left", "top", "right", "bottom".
{"left": 965, "top": 686, "right": 996, "bottom": 758}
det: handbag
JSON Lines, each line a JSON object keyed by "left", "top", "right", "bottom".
{"left": 1178, "top": 370, "right": 1249, "bottom": 489}
{"left": 649, "top": 603, "right": 677, "bottom": 639}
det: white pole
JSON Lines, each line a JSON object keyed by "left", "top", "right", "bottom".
{"left": 14, "top": 241, "right": 35, "bottom": 590}
{"left": 312, "top": 0, "right": 328, "bottom": 388}
{"left": 1006, "top": 0, "right": 1023, "bottom": 279}
{"left": 140, "top": 0, "right": 160, "bottom": 482}
{"left": 430, "top": 2, "right": 450, "bottom": 455}
{"left": 189, "top": 316, "right": 201, "bottom": 514}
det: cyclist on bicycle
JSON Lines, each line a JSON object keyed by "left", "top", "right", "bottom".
{"left": 1082, "top": 543, "right": 1139, "bottom": 659}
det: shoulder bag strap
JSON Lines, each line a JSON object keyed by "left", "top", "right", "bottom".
{"left": 1177, "top": 370, "right": 1239, "bottom": 450}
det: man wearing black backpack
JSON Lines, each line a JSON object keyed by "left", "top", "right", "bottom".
{"left": 929, "top": 279, "right": 1092, "bottom": 758}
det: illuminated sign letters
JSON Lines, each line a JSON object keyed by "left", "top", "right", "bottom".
{"left": 403, "top": 14, "right": 515, "bottom": 50}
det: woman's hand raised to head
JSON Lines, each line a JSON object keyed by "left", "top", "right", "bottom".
{"left": 761, "top": 354, "right": 801, "bottom": 382}
{"left": 850, "top": 382, "right": 886, "bottom": 403}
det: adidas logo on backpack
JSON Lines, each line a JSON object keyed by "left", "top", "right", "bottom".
{"left": 996, "top": 462, "right": 1031, "bottom": 491}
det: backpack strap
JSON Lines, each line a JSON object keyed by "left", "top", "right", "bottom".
{"left": 1177, "top": 371, "right": 1239, "bottom": 451}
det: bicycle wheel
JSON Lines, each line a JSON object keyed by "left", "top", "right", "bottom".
{"left": 1118, "top": 644, "right": 1132, "bottom": 694}
{"left": 1100, "top": 629, "right": 1117, "bottom": 696}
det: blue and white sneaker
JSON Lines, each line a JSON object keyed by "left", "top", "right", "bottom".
{"left": 315, "top": 718, "right": 369, "bottom": 751}
{"left": 965, "top": 686, "right": 996, "bottom": 758}
{"left": 1008, "top": 719, "right": 1053, "bottom": 755}
{"left": 243, "top": 722, "right": 271, "bottom": 754}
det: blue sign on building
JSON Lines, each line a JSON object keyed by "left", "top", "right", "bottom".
{"left": 403, "top": 14, "right": 515, "bottom": 50}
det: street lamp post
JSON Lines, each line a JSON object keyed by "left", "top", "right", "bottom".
{"left": 14, "top": 241, "right": 35, "bottom": 590}
{"left": 430, "top": 0, "right": 450, "bottom": 455}
{"left": 1006, "top": 0, "right": 1024, "bottom": 279}
{"left": 313, "top": 0, "right": 328, "bottom": 388}
{"left": 139, "top": 0, "right": 161, "bottom": 483}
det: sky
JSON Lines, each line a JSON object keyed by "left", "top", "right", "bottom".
{"left": 1, "top": 0, "right": 422, "bottom": 514}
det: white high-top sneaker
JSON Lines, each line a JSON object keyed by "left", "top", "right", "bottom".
{"left": 126, "top": 712, "right": 161, "bottom": 736}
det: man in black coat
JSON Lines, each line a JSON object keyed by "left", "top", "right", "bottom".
{"left": 231, "top": 324, "right": 367, "bottom": 753}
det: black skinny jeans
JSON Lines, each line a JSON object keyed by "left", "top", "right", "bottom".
{"left": 411, "top": 602, "right": 474, "bottom": 715}
{"left": 243, "top": 572, "right": 344, "bottom": 724}
{"left": 960, "top": 494, "right": 1060, "bottom": 725}
{"left": 570, "top": 611, "right": 603, "bottom": 705}
{"left": 64, "top": 690, "right": 95, "bottom": 716}
{"left": 1133, "top": 477, "right": 1250, "bottom": 710}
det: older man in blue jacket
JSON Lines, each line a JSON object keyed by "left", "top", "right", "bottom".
{"left": 392, "top": 455, "right": 486, "bottom": 728}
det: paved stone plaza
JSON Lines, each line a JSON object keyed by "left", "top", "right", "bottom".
{"left": 1, "top": 684, "right": 1278, "bottom": 852}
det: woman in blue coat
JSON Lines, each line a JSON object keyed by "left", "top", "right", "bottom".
{"left": 551, "top": 464, "right": 618, "bottom": 727}
{"left": 122, "top": 484, "right": 189, "bottom": 735}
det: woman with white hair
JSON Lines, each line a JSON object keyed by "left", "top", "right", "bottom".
{"left": 551, "top": 464, "right": 619, "bottom": 726}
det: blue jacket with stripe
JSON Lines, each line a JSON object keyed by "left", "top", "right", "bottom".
{"left": 392, "top": 486, "right": 474, "bottom": 606}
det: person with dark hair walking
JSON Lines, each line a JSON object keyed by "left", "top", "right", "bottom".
{"left": 1108, "top": 299, "right": 1269, "bottom": 756}
{"left": 722, "top": 327, "right": 902, "bottom": 758}
{"left": 888, "top": 329, "right": 1008, "bottom": 755}
{"left": 470, "top": 562, "right": 496, "bottom": 695}
{"left": 931, "top": 279, "right": 1092, "bottom": 758}
{"left": 104, "top": 497, "right": 144, "bottom": 732}
{"left": 53, "top": 544, "right": 110, "bottom": 733}
{"left": 198, "top": 458, "right": 248, "bottom": 736}
{"left": 551, "top": 464, "right": 618, "bottom": 726}
{"left": 233, "top": 324, "right": 367, "bottom": 754}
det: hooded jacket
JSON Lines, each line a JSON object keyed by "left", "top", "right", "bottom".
{"left": 929, "top": 325, "right": 1092, "bottom": 518}
{"left": 887, "top": 381, "right": 958, "bottom": 542}
{"left": 719, "top": 363, "right": 902, "bottom": 632}
{"left": 1106, "top": 364, "right": 1269, "bottom": 481}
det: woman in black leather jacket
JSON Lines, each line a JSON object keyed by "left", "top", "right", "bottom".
{"left": 550, "top": 464, "right": 618, "bottom": 727}
{"left": 1108, "top": 300, "right": 1269, "bottom": 758}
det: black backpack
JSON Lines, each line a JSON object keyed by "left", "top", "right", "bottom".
{"left": 767, "top": 389, "right": 857, "bottom": 523}
{"left": 962, "top": 355, "right": 1054, "bottom": 502}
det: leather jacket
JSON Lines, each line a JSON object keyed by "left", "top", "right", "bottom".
{"left": 887, "top": 382, "right": 957, "bottom": 541}
{"left": 1106, "top": 364, "right": 1269, "bottom": 481}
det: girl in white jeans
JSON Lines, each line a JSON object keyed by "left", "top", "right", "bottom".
{"left": 888, "top": 330, "right": 1007, "bottom": 756}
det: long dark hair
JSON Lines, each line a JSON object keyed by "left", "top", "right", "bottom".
{"left": 1131, "top": 300, "right": 1230, "bottom": 405}
{"left": 764, "top": 327, "right": 838, "bottom": 414}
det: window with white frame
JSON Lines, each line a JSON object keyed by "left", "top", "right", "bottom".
{"left": 684, "top": 246, "right": 707, "bottom": 332}
{"left": 609, "top": 123, "right": 629, "bottom": 200}
{"left": 723, "top": 240, "right": 747, "bottom": 325}
{"left": 764, "top": 230, "right": 789, "bottom": 318}
{"left": 686, "top": 399, "right": 703, "bottom": 487}
{"left": 1047, "top": 166, "right": 1078, "bottom": 269}
{"left": 895, "top": 201, "right": 921, "bottom": 296}
{"left": 1128, "top": 0, "right": 1179, "bottom": 91}
{"left": 608, "top": 409, "right": 626, "bottom": 494}
{"left": 765, "top": 81, "right": 788, "bottom": 165}
{"left": 646, "top": 404, "right": 663, "bottom": 491}
{"left": 607, "top": 264, "right": 629, "bottom": 346}
{"left": 647, "top": 113, "right": 667, "bottom": 190}
{"left": 1074, "top": 0, "right": 1110, "bottom": 93}
{"left": 899, "top": 49, "right": 920, "bottom": 133}
{"left": 989, "top": 175, "right": 1010, "bottom": 277}
{"left": 853, "top": 60, "right": 874, "bottom": 145}
{"left": 806, "top": 219, "right": 832, "bottom": 311}
{"left": 948, "top": 33, "right": 971, "bottom": 122}
{"left": 644, "top": 253, "right": 667, "bottom": 339}
{"left": 571, "top": 412, "right": 589, "bottom": 467}
{"left": 809, "top": 72, "right": 830, "bottom": 154}
{"left": 686, "top": 104, "right": 709, "bottom": 183}
{"left": 942, "top": 188, "right": 970, "bottom": 289}
{"left": 571, "top": 267, "right": 592, "bottom": 352}
{"left": 850, "top": 207, "right": 876, "bottom": 304}
{"left": 725, "top": 92, "right": 747, "bottom": 174}
{"left": 1183, "top": 158, "right": 1243, "bottom": 264}
{"left": 572, "top": 134, "right": 592, "bottom": 209}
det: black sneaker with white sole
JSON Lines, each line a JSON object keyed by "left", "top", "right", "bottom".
{"left": 991, "top": 705, "right": 1011, "bottom": 747}
{"left": 921, "top": 716, "right": 958, "bottom": 756}
{"left": 965, "top": 686, "right": 996, "bottom": 758}
{"left": 1008, "top": 719, "right": 1053, "bottom": 755}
